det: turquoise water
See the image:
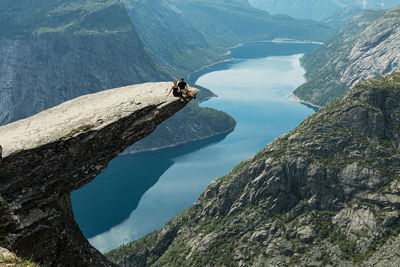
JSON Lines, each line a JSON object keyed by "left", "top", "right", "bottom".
{"left": 72, "top": 42, "right": 318, "bottom": 253}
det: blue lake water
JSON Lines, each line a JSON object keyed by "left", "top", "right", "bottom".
{"left": 71, "top": 42, "right": 318, "bottom": 253}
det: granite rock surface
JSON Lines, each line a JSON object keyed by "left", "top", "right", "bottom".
{"left": 0, "top": 82, "right": 197, "bottom": 266}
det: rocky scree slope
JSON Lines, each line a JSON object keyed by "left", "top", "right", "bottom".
{"left": 107, "top": 73, "right": 400, "bottom": 266}
{"left": 0, "top": 83, "right": 197, "bottom": 266}
{"left": 293, "top": 6, "right": 400, "bottom": 107}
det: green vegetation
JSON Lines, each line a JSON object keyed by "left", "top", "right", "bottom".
{"left": 121, "top": 0, "right": 335, "bottom": 79}
{"left": 126, "top": 100, "right": 236, "bottom": 153}
{"left": 0, "top": 249, "right": 39, "bottom": 267}
{"left": 1, "top": 0, "right": 133, "bottom": 36}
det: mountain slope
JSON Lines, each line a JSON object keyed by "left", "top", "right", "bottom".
{"left": 248, "top": 0, "right": 400, "bottom": 21}
{"left": 323, "top": 5, "right": 364, "bottom": 30}
{"left": 0, "top": 0, "right": 165, "bottom": 125}
{"left": 107, "top": 73, "right": 400, "bottom": 266}
{"left": 122, "top": 0, "right": 334, "bottom": 78}
{"left": 171, "top": 0, "right": 333, "bottom": 46}
{"left": 0, "top": 0, "right": 237, "bottom": 155}
{"left": 121, "top": 0, "right": 222, "bottom": 78}
{"left": 293, "top": 7, "right": 400, "bottom": 107}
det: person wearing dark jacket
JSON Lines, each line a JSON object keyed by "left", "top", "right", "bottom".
{"left": 178, "top": 78, "right": 195, "bottom": 99}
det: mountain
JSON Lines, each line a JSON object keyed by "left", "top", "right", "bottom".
{"left": 323, "top": 5, "right": 364, "bottom": 30}
{"left": 293, "top": 7, "right": 400, "bottom": 107}
{"left": 122, "top": 0, "right": 334, "bottom": 77}
{"left": 107, "top": 72, "right": 400, "bottom": 266}
{"left": 0, "top": 0, "right": 165, "bottom": 125}
{"left": 0, "top": 0, "right": 333, "bottom": 153}
{"left": 248, "top": 0, "right": 400, "bottom": 21}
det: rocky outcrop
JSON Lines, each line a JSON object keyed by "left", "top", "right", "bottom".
{"left": 293, "top": 6, "right": 400, "bottom": 107}
{"left": 0, "top": 82, "right": 197, "bottom": 266}
{"left": 107, "top": 73, "right": 400, "bottom": 266}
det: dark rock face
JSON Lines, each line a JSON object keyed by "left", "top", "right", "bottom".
{"left": 0, "top": 83, "right": 196, "bottom": 266}
{"left": 107, "top": 74, "right": 400, "bottom": 266}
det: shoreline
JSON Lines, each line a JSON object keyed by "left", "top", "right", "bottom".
{"left": 187, "top": 57, "right": 234, "bottom": 83}
{"left": 290, "top": 92, "right": 323, "bottom": 109}
{"left": 188, "top": 38, "right": 323, "bottom": 85}
{"left": 122, "top": 125, "right": 236, "bottom": 156}
{"left": 225, "top": 38, "right": 324, "bottom": 51}
{"left": 128, "top": 38, "right": 322, "bottom": 155}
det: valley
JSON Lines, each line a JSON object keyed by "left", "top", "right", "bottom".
{"left": 1, "top": 0, "right": 400, "bottom": 266}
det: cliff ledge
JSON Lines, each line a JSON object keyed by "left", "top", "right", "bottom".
{"left": 0, "top": 82, "right": 197, "bottom": 266}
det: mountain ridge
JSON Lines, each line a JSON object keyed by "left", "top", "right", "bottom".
{"left": 293, "top": 6, "right": 400, "bottom": 107}
{"left": 248, "top": 0, "right": 400, "bottom": 21}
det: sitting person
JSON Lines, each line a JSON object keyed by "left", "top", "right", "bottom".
{"left": 167, "top": 80, "right": 183, "bottom": 97}
{"left": 178, "top": 78, "right": 195, "bottom": 99}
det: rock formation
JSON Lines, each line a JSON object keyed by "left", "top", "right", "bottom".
{"left": 107, "top": 73, "right": 400, "bottom": 266}
{"left": 0, "top": 82, "right": 198, "bottom": 266}
{"left": 293, "top": 6, "right": 400, "bottom": 107}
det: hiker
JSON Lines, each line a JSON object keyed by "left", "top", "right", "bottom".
{"left": 178, "top": 78, "right": 195, "bottom": 99}
{"left": 167, "top": 80, "right": 183, "bottom": 97}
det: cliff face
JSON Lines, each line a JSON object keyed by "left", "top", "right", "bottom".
{"left": 0, "top": 0, "right": 165, "bottom": 126}
{"left": 107, "top": 73, "right": 400, "bottom": 266}
{"left": 293, "top": 6, "right": 400, "bottom": 107}
{"left": 0, "top": 83, "right": 197, "bottom": 266}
